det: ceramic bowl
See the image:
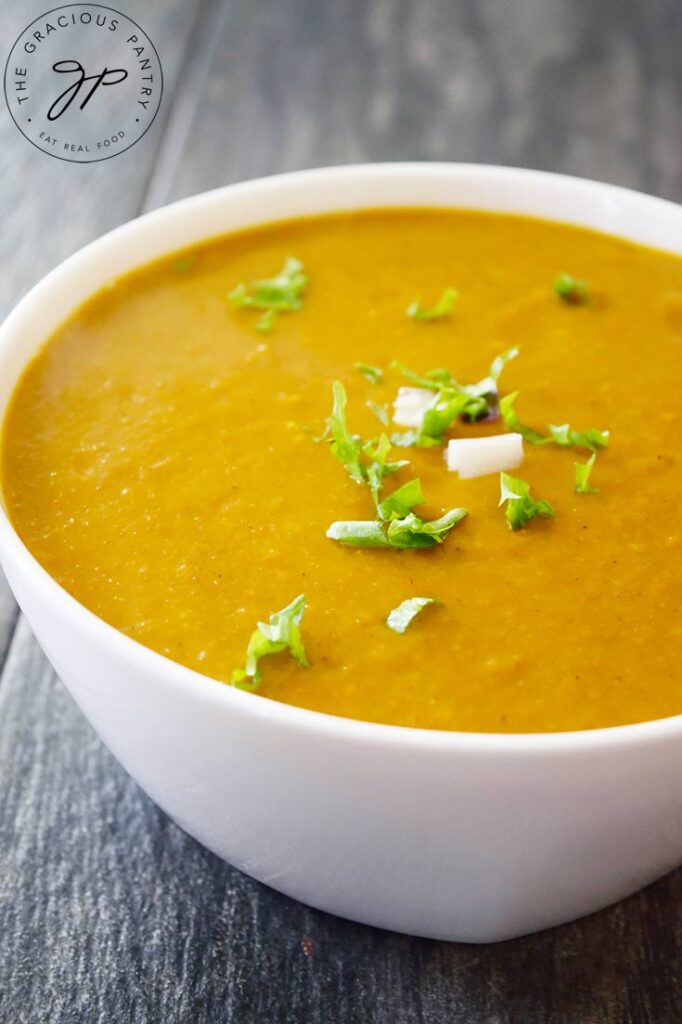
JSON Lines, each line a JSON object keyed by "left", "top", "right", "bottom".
{"left": 1, "top": 164, "right": 681, "bottom": 942}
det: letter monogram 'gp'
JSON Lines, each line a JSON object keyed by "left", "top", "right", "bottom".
{"left": 47, "top": 60, "right": 128, "bottom": 120}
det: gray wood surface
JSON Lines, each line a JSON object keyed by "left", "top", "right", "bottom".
{"left": 0, "top": 0, "right": 680, "bottom": 1020}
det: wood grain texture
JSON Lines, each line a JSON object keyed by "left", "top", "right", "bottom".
{"left": 161, "top": 0, "right": 681, "bottom": 204}
{"left": 0, "top": 0, "right": 681, "bottom": 1021}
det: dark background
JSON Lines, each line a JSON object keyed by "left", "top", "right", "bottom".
{"left": 0, "top": 1, "right": 681, "bottom": 1020}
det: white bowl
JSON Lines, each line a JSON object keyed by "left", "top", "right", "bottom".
{"left": 1, "top": 164, "right": 681, "bottom": 943}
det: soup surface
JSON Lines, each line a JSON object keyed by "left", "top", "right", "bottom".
{"left": 2, "top": 209, "right": 682, "bottom": 732}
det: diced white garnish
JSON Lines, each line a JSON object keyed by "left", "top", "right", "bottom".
{"left": 392, "top": 386, "right": 434, "bottom": 427}
{"left": 445, "top": 433, "right": 524, "bottom": 479}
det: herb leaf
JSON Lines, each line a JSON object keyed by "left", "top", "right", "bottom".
{"left": 326, "top": 521, "right": 392, "bottom": 547}
{"left": 386, "top": 597, "right": 442, "bottom": 634}
{"left": 325, "top": 383, "right": 408, "bottom": 504}
{"left": 361, "top": 433, "right": 408, "bottom": 508}
{"left": 420, "top": 391, "right": 477, "bottom": 445}
{"left": 501, "top": 393, "right": 610, "bottom": 452}
{"left": 386, "top": 508, "right": 468, "bottom": 548}
{"left": 574, "top": 453, "right": 598, "bottom": 494}
{"left": 327, "top": 507, "right": 467, "bottom": 549}
{"left": 391, "top": 362, "right": 454, "bottom": 391}
{"left": 392, "top": 350, "right": 520, "bottom": 440}
{"left": 327, "top": 381, "right": 365, "bottom": 484}
{"left": 231, "top": 594, "right": 309, "bottom": 690}
{"left": 378, "top": 479, "right": 425, "bottom": 521}
{"left": 499, "top": 391, "right": 548, "bottom": 444}
{"left": 229, "top": 257, "right": 308, "bottom": 330}
{"left": 392, "top": 362, "right": 492, "bottom": 444}
{"left": 325, "top": 384, "right": 466, "bottom": 550}
{"left": 256, "top": 308, "right": 277, "bottom": 333}
{"left": 554, "top": 273, "right": 590, "bottom": 305}
{"left": 366, "top": 400, "right": 389, "bottom": 425}
{"left": 355, "top": 362, "right": 384, "bottom": 384}
{"left": 390, "top": 429, "right": 420, "bottom": 448}
{"left": 407, "top": 287, "right": 458, "bottom": 321}
{"left": 547, "top": 424, "right": 609, "bottom": 451}
{"left": 489, "top": 345, "right": 520, "bottom": 383}
{"left": 460, "top": 347, "right": 519, "bottom": 425}
{"left": 499, "top": 473, "right": 555, "bottom": 531}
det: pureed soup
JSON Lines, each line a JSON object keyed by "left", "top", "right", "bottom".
{"left": 2, "top": 209, "right": 682, "bottom": 733}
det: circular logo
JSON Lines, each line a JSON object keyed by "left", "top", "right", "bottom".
{"left": 4, "top": 4, "right": 163, "bottom": 163}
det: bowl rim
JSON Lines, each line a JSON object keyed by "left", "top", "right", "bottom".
{"left": 1, "top": 159, "right": 681, "bottom": 756}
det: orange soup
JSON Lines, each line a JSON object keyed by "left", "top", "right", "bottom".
{"left": 2, "top": 209, "right": 682, "bottom": 732}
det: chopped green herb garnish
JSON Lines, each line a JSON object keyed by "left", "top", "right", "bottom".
{"left": 416, "top": 392, "right": 473, "bottom": 446}
{"left": 390, "top": 430, "right": 420, "bottom": 448}
{"left": 406, "top": 287, "right": 458, "bottom": 321}
{"left": 171, "top": 254, "right": 197, "bottom": 273}
{"left": 355, "top": 362, "right": 384, "bottom": 385}
{"left": 489, "top": 345, "right": 520, "bottom": 383}
{"left": 386, "top": 597, "right": 442, "bottom": 634}
{"left": 459, "top": 346, "right": 520, "bottom": 424}
{"left": 229, "top": 257, "right": 308, "bottom": 331}
{"left": 327, "top": 507, "right": 467, "bottom": 550}
{"left": 391, "top": 349, "right": 519, "bottom": 443}
{"left": 393, "top": 349, "right": 517, "bottom": 396}
{"left": 392, "top": 363, "right": 489, "bottom": 444}
{"left": 362, "top": 433, "right": 408, "bottom": 509}
{"left": 499, "top": 473, "right": 555, "bottom": 531}
{"left": 324, "top": 383, "right": 466, "bottom": 550}
{"left": 366, "top": 400, "right": 389, "bottom": 425}
{"left": 500, "top": 393, "right": 608, "bottom": 451}
{"left": 554, "top": 273, "right": 590, "bottom": 305}
{"left": 326, "top": 521, "right": 391, "bottom": 548}
{"left": 386, "top": 508, "right": 468, "bottom": 548}
{"left": 499, "top": 391, "right": 547, "bottom": 444}
{"left": 377, "top": 478, "right": 425, "bottom": 521}
{"left": 325, "top": 383, "right": 407, "bottom": 504}
{"left": 327, "top": 380, "right": 365, "bottom": 484}
{"left": 391, "top": 361, "right": 454, "bottom": 391}
{"left": 231, "top": 594, "right": 309, "bottom": 690}
{"left": 574, "top": 453, "right": 598, "bottom": 494}
{"left": 256, "top": 308, "right": 277, "bottom": 333}
{"left": 547, "top": 424, "right": 609, "bottom": 452}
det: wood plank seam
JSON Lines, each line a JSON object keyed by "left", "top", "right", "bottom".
{"left": 140, "top": 0, "right": 230, "bottom": 214}
{"left": 0, "top": 605, "right": 21, "bottom": 681}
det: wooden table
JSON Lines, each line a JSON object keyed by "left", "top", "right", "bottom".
{"left": 1, "top": 1, "right": 680, "bottom": 1019}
